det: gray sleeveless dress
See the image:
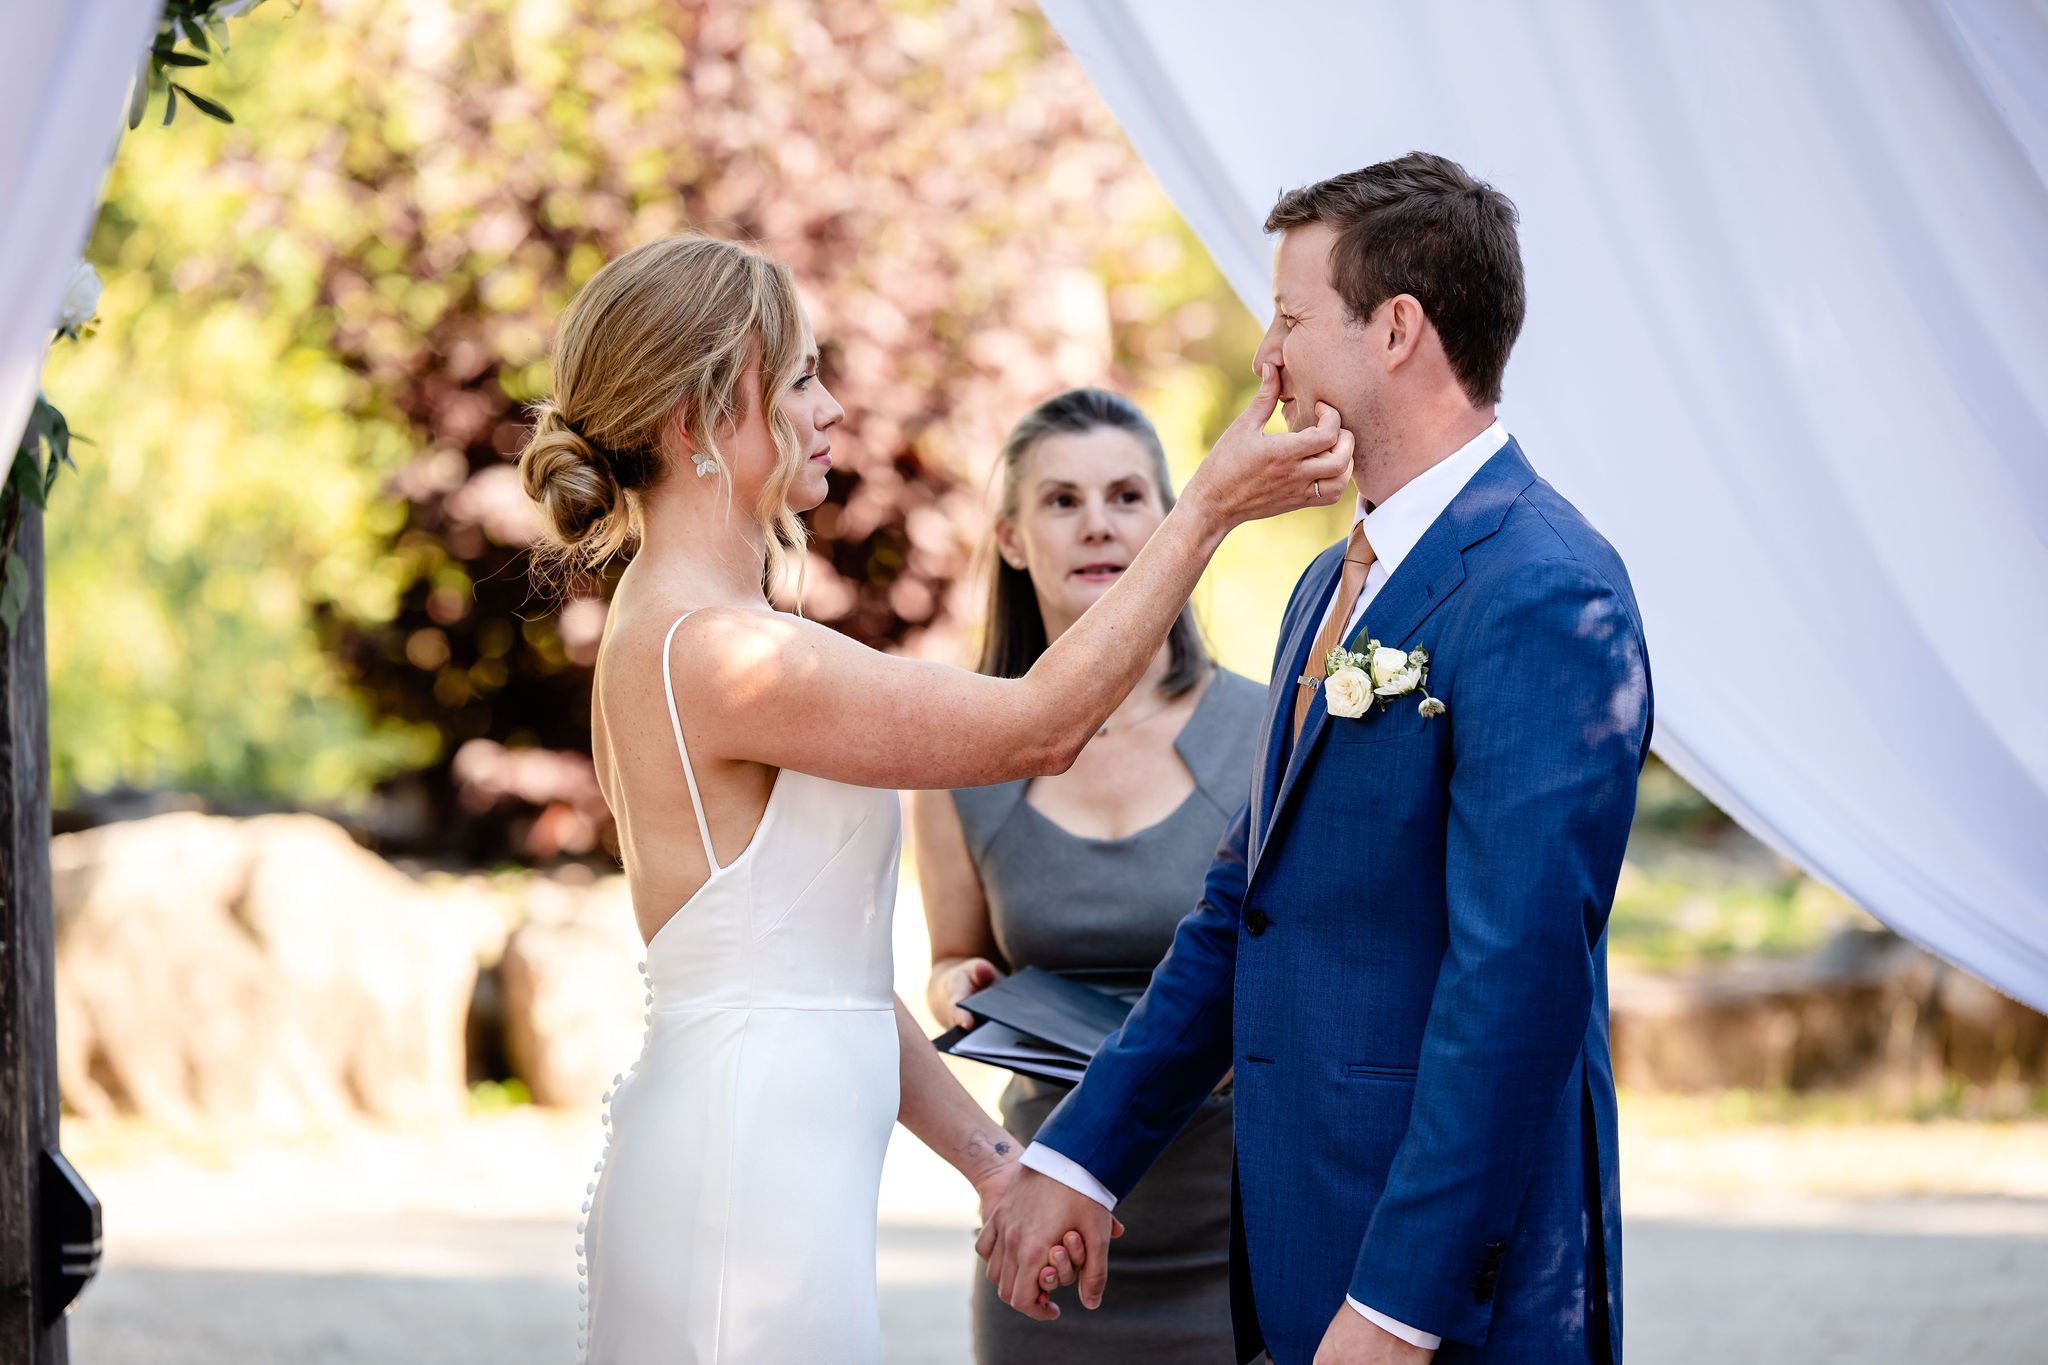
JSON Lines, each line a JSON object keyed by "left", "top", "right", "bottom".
{"left": 952, "top": 668, "right": 1265, "bottom": 1364}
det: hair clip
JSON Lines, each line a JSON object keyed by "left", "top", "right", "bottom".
{"left": 691, "top": 454, "right": 718, "bottom": 479}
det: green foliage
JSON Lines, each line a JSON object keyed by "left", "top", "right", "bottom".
{"left": 133, "top": 0, "right": 275, "bottom": 129}
{"left": 468, "top": 1077, "right": 533, "bottom": 1111}
{"left": 6, "top": 2, "right": 274, "bottom": 641}
{"left": 1609, "top": 767, "right": 1875, "bottom": 968}
{"left": 1617, "top": 767, "right": 1855, "bottom": 971}
{"left": 43, "top": 8, "right": 438, "bottom": 801}
{"left": 48, "top": 0, "right": 1349, "bottom": 848}
{"left": 43, "top": 0, "right": 1757, "bottom": 985}
{"left": 3, "top": 394, "right": 81, "bottom": 633}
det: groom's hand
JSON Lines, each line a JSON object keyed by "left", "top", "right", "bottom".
{"left": 1313, "top": 1305, "right": 1434, "bottom": 1365}
{"left": 977, "top": 1167, "right": 1117, "bottom": 1318}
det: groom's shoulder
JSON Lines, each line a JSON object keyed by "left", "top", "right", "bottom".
{"left": 1479, "top": 474, "right": 1639, "bottom": 615}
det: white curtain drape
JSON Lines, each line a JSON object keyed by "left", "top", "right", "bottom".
{"left": 1039, "top": 0, "right": 2048, "bottom": 1009}
{"left": 2, "top": 0, "right": 161, "bottom": 456}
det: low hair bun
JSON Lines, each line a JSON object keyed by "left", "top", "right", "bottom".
{"left": 521, "top": 402, "right": 625, "bottom": 552}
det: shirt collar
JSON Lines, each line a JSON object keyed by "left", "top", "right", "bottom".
{"left": 1353, "top": 420, "right": 1509, "bottom": 576}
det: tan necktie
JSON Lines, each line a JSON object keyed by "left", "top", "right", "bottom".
{"left": 1292, "top": 521, "right": 1376, "bottom": 742}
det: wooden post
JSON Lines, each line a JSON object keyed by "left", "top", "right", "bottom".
{"left": 0, "top": 502, "right": 68, "bottom": 1364}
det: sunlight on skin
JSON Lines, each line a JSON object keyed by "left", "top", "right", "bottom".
{"left": 1145, "top": 366, "right": 1353, "bottom": 682}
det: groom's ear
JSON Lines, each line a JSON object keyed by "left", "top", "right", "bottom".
{"left": 1383, "top": 293, "right": 1428, "bottom": 369}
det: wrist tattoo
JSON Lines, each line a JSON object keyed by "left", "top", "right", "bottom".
{"left": 967, "top": 1131, "right": 1016, "bottom": 1166}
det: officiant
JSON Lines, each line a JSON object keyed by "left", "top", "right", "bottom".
{"left": 915, "top": 388, "right": 1264, "bottom": 1363}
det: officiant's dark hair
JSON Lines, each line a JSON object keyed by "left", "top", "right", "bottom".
{"left": 1266, "top": 152, "right": 1525, "bottom": 406}
{"left": 976, "top": 388, "right": 1210, "bottom": 695}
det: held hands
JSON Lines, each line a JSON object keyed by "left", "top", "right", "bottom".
{"left": 1183, "top": 363, "right": 1352, "bottom": 532}
{"left": 976, "top": 1166, "right": 1124, "bottom": 1320}
{"left": 1313, "top": 1304, "right": 1435, "bottom": 1365}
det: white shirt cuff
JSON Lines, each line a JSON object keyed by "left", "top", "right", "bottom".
{"left": 1346, "top": 1296, "right": 1441, "bottom": 1350}
{"left": 1019, "top": 1143, "right": 1119, "bottom": 1211}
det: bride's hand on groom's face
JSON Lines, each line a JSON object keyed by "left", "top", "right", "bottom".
{"left": 1185, "top": 362, "right": 1352, "bottom": 531}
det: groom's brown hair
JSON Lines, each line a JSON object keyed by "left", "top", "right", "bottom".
{"left": 1266, "top": 152, "right": 1525, "bottom": 407}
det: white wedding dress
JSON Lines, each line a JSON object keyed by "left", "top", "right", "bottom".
{"left": 579, "top": 612, "right": 902, "bottom": 1363}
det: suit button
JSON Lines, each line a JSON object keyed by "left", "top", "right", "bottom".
{"left": 1245, "top": 908, "right": 1270, "bottom": 937}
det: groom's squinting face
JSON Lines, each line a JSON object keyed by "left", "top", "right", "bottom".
{"left": 1254, "top": 221, "right": 1379, "bottom": 458}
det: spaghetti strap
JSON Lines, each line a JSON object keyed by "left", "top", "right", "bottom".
{"left": 661, "top": 611, "right": 721, "bottom": 870}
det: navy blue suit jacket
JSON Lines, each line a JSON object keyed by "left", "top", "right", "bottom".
{"left": 1036, "top": 440, "right": 1651, "bottom": 1364}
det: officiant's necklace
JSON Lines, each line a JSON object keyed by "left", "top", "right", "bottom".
{"left": 1097, "top": 690, "right": 1175, "bottom": 737}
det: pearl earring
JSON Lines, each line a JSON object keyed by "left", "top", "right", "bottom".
{"left": 692, "top": 454, "right": 717, "bottom": 478}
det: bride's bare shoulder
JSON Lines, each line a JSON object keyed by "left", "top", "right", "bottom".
{"left": 600, "top": 604, "right": 819, "bottom": 700}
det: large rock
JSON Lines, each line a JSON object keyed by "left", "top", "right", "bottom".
{"left": 53, "top": 812, "right": 487, "bottom": 1131}
{"left": 497, "top": 874, "right": 646, "bottom": 1108}
{"left": 1610, "top": 930, "right": 2048, "bottom": 1095}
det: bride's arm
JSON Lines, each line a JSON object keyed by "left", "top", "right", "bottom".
{"left": 891, "top": 995, "right": 1017, "bottom": 1198}
{"left": 892, "top": 997, "right": 1117, "bottom": 1305}
{"left": 682, "top": 375, "right": 1347, "bottom": 791}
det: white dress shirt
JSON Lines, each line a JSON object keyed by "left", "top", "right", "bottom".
{"left": 1326, "top": 418, "right": 1509, "bottom": 643}
{"left": 1020, "top": 420, "right": 1512, "bottom": 1353}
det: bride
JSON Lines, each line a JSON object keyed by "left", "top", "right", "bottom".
{"left": 517, "top": 233, "right": 1348, "bottom": 1364}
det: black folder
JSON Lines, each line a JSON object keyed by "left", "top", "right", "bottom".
{"left": 932, "top": 967, "right": 1136, "bottom": 1085}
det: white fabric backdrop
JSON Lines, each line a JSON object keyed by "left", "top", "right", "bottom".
{"left": 1039, "top": 0, "right": 2048, "bottom": 1009}
{"left": 1, "top": 0, "right": 162, "bottom": 460}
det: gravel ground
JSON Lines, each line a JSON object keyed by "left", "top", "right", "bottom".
{"left": 56, "top": 1107, "right": 2048, "bottom": 1364}
{"left": 59, "top": 906, "right": 2048, "bottom": 1361}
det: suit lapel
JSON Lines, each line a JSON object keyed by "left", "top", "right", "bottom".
{"left": 1250, "top": 545, "right": 1343, "bottom": 864}
{"left": 1257, "top": 441, "right": 1539, "bottom": 871}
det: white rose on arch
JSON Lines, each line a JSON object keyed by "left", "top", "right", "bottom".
{"left": 56, "top": 262, "right": 101, "bottom": 337}
{"left": 1322, "top": 666, "right": 1373, "bottom": 719}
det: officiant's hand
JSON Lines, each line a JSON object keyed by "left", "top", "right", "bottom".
{"left": 932, "top": 956, "right": 1002, "bottom": 1030}
{"left": 977, "top": 1167, "right": 1122, "bottom": 1319}
{"left": 1180, "top": 363, "right": 1350, "bottom": 532}
{"left": 1313, "top": 1304, "right": 1434, "bottom": 1364}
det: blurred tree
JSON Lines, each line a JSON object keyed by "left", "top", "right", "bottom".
{"left": 44, "top": 0, "right": 1349, "bottom": 857}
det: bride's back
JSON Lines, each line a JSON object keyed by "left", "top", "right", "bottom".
{"left": 508, "top": 232, "right": 815, "bottom": 946}
{"left": 590, "top": 591, "right": 778, "bottom": 946}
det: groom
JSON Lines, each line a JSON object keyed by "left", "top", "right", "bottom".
{"left": 982, "top": 153, "right": 1651, "bottom": 1364}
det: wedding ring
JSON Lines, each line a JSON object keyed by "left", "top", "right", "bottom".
{"left": 1311, "top": 479, "right": 1322, "bottom": 501}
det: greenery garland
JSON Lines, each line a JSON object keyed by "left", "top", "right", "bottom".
{"left": 2, "top": 0, "right": 275, "bottom": 633}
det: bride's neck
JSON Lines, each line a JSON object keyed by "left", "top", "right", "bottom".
{"left": 633, "top": 477, "right": 772, "bottom": 606}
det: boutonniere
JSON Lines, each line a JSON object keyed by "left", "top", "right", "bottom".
{"left": 1300, "top": 636, "right": 1447, "bottom": 721}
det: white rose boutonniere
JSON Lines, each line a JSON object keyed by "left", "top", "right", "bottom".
{"left": 1306, "top": 632, "right": 1446, "bottom": 722}
{"left": 1369, "top": 645, "right": 1421, "bottom": 697}
{"left": 1321, "top": 665, "right": 1372, "bottom": 719}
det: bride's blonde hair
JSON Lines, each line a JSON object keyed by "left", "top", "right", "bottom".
{"left": 519, "top": 233, "right": 810, "bottom": 590}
